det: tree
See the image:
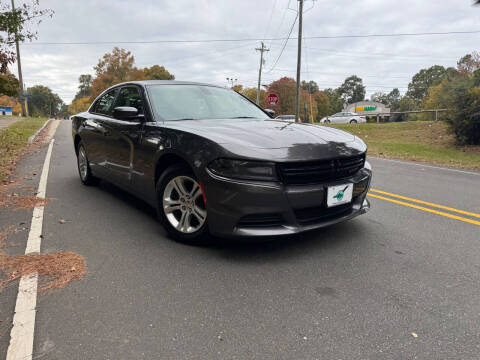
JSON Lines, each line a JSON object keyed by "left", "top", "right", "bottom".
{"left": 241, "top": 87, "right": 266, "bottom": 105}
{"left": 312, "top": 91, "right": 329, "bottom": 119}
{"left": 457, "top": 52, "right": 480, "bottom": 75}
{"left": 0, "top": 1, "right": 53, "bottom": 72}
{"left": 89, "top": 47, "right": 175, "bottom": 99}
{"left": 266, "top": 77, "right": 297, "bottom": 115}
{"left": 338, "top": 75, "right": 365, "bottom": 103}
{"left": 301, "top": 80, "right": 319, "bottom": 94}
{"left": 406, "top": 65, "right": 448, "bottom": 101}
{"left": 73, "top": 74, "right": 92, "bottom": 100}
{"left": 422, "top": 69, "right": 480, "bottom": 144}
{"left": 0, "top": 71, "right": 19, "bottom": 96}
{"left": 324, "top": 88, "right": 344, "bottom": 114}
{"left": 266, "top": 77, "right": 317, "bottom": 120}
{"left": 143, "top": 65, "right": 174, "bottom": 80}
{"left": 68, "top": 96, "right": 90, "bottom": 114}
{"left": 0, "top": 94, "right": 21, "bottom": 113}
{"left": 370, "top": 91, "right": 388, "bottom": 104}
{"left": 27, "top": 85, "right": 63, "bottom": 117}
{"left": 371, "top": 88, "right": 401, "bottom": 109}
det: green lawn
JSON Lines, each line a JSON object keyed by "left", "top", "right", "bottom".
{"left": 318, "top": 121, "right": 480, "bottom": 170}
{"left": 0, "top": 117, "right": 48, "bottom": 182}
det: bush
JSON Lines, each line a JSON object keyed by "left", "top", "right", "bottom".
{"left": 446, "top": 73, "right": 480, "bottom": 145}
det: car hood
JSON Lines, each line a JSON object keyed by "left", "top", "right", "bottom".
{"left": 163, "top": 119, "right": 366, "bottom": 161}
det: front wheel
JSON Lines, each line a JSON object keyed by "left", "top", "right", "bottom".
{"left": 156, "top": 164, "right": 210, "bottom": 244}
{"left": 349, "top": 119, "right": 358, "bottom": 124}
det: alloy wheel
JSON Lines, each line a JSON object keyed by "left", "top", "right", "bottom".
{"left": 78, "top": 146, "right": 88, "bottom": 181}
{"left": 162, "top": 176, "right": 207, "bottom": 234}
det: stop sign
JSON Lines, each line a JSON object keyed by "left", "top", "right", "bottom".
{"left": 267, "top": 93, "right": 279, "bottom": 105}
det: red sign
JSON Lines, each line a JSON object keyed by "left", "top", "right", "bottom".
{"left": 267, "top": 93, "right": 279, "bottom": 105}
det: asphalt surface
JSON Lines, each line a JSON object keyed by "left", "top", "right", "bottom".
{"left": 1, "top": 120, "right": 480, "bottom": 359}
{"left": 0, "top": 118, "right": 20, "bottom": 130}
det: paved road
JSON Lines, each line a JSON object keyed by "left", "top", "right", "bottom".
{"left": 2, "top": 120, "right": 480, "bottom": 359}
{"left": 0, "top": 117, "right": 20, "bottom": 130}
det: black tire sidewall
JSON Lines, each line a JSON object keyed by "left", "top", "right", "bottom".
{"left": 77, "top": 142, "right": 99, "bottom": 186}
{"left": 156, "top": 165, "right": 210, "bottom": 244}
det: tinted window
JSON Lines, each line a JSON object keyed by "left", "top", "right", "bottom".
{"left": 147, "top": 85, "right": 267, "bottom": 121}
{"left": 114, "top": 87, "right": 144, "bottom": 114}
{"left": 92, "top": 89, "right": 118, "bottom": 115}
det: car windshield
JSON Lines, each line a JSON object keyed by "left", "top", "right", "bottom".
{"left": 147, "top": 84, "right": 268, "bottom": 121}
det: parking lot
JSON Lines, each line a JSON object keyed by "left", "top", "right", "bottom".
{"left": 0, "top": 120, "right": 478, "bottom": 359}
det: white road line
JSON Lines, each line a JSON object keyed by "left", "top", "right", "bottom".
{"left": 6, "top": 139, "right": 55, "bottom": 360}
{"left": 369, "top": 156, "right": 480, "bottom": 176}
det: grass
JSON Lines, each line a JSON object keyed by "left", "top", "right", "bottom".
{"left": 318, "top": 121, "right": 480, "bottom": 170}
{"left": 0, "top": 117, "right": 48, "bottom": 182}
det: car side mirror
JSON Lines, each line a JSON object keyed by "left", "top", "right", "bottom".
{"left": 264, "top": 109, "right": 275, "bottom": 118}
{"left": 113, "top": 106, "right": 142, "bottom": 121}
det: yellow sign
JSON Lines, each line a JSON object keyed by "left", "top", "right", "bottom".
{"left": 355, "top": 105, "right": 377, "bottom": 112}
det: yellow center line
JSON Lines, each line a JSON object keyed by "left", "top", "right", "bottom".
{"left": 370, "top": 188, "right": 480, "bottom": 219}
{"left": 367, "top": 193, "right": 480, "bottom": 226}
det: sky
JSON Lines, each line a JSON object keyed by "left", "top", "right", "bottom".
{"left": 10, "top": 0, "right": 480, "bottom": 104}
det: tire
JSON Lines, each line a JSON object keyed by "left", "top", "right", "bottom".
{"left": 156, "top": 164, "right": 210, "bottom": 245}
{"left": 325, "top": 119, "right": 330, "bottom": 123}
{"left": 76, "top": 142, "right": 100, "bottom": 186}
{"left": 349, "top": 119, "right": 358, "bottom": 124}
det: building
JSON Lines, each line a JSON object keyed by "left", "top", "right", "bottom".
{"left": 344, "top": 101, "right": 390, "bottom": 122}
{"left": 0, "top": 106, "right": 13, "bottom": 116}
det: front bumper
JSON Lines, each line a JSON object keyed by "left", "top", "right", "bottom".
{"left": 203, "top": 166, "right": 372, "bottom": 238}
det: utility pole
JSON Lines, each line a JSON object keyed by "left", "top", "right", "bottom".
{"left": 11, "top": 0, "right": 27, "bottom": 117}
{"left": 255, "top": 41, "right": 269, "bottom": 105}
{"left": 295, "top": 0, "right": 304, "bottom": 123}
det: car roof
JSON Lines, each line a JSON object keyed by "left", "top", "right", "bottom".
{"left": 111, "top": 80, "right": 224, "bottom": 88}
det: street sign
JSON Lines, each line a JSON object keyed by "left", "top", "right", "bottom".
{"left": 267, "top": 93, "right": 279, "bottom": 105}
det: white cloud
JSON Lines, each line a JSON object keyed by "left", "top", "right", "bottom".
{"left": 10, "top": 0, "right": 480, "bottom": 103}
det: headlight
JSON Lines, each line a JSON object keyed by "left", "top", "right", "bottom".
{"left": 208, "top": 158, "right": 278, "bottom": 181}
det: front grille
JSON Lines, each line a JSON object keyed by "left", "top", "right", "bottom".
{"left": 237, "top": 213, "right": 284, "bottom": 228}
{"left": 294, "top": 203, "right": 353, "bottom": 225}
{"left": 278, "top": 154, "right": 365, "bottom": 185}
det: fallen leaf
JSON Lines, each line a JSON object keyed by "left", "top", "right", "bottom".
{"left": 411, "top": 332, "right": 418, "bottom": 338}
{"left": 59, "top": 219, "right": 66, "bottom": 224}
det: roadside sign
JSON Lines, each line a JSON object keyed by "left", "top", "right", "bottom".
{"left": 267, "top": 93, "right": 279, "bottom": 105}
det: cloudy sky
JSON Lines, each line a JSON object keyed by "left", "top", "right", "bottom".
{"left": 11, "top": 0, "right": 480, "bottom": 103}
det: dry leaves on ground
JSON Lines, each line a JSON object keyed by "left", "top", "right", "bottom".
{"left": 0, "top": 227, "right": 87, "bottom": 293}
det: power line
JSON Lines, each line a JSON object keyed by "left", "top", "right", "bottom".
{"left": 262, "top": 0, "right": 278, "bottom": 41}
{"left": 266, "top": 12, "right": 299, "bottom": 73}
{"left": 20, "top": 30, "right": 480, "bottom": 46}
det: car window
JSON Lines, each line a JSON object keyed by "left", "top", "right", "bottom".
{"left": 92, "top": 89, "right": 118, "bottom": 115}
{"left": 114, "top": 86, "right": 144, "bottom": 114}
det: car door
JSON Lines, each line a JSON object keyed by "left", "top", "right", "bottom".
{"left": 81, "top": 88, "right": 119, "bottom": 176}
{"left": 331, "top": 113, "right": 340, "bottom": 123}
{"left": 101, "top": 86, "right": 146, "bottom": 188}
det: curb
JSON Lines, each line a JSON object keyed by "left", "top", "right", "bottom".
{"left": 28, "top": 119, "right": 52, "bottom": 143}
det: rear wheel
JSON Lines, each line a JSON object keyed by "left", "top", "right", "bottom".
{"left": 156, "top": 164, "right": 210, "bottom": 244}
{"left": 76, "top": 142, "right": 99, "bottom": 185}
{"left": 349, "top": 119, "right": 357, "bottom": 124}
